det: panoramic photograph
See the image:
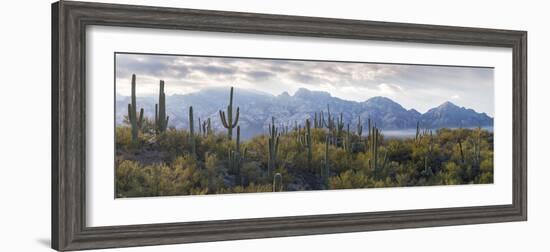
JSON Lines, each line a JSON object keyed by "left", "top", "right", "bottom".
{"left": 114, "top": 53, "right": 494, "bottom": 198}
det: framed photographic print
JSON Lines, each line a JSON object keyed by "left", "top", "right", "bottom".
{"left": 52, "top": 1, "right": 527, "bottom": 251}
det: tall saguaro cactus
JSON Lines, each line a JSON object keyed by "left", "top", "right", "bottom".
{"left": 188, "top": 106, "right": 196, "bottom": 157}
{"left": 471, "top": 127, "right": 482, "bottom": 177}
{"left": 356, "top": 116, "right": 363, "bottom": 136}
{"left": 415, "top": 121, "right": 420, "bottom": 143}
{"left": 314, "top": 111, "right": 325, "bottom": 129}
{"left": 155, "top": 80, "right": 169, "bottom": 133}
{"left": 219, "top": 87, "right": 240, "bottom": 140}
{"left": 321, "top": 135, "right": 330, "bottom": 189}
{"left": 369, "top": 125, "right": 387, "bottom": 174}
{"left": 336, "top": 113, "right": 345, "bottom": 135}
{"left": 127, "top": 74, "right": 144, "bottom": 144}
{"left": 267, "top": 117, "right": 280, "bottom": 177}
{"left": 370, "top": 126, "right": 379, "bottom": 171}
{"left": 314, "top": 112, "right": 319, "bottom": 128}
{"left": 367, "top": 118, "right": 372, "bottom": 137}
{"left": 323, "top": 104, "right": 334, "bottom": 130}
{"left": 305, "top": 119, "right": 313, "bottom": 168}
{"left": 343, "top": 123, "right": 352, "bottom": 153}
{"left": 198, "top": 117, "right": 202, "bottom": 136}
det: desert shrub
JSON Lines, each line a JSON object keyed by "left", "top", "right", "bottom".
{"left": 240, "top": 161, "right": 264, "bottom": 186}
{"left": 441, "top": 161, "right": 462, "bottom": 185}
{"left": 219, "top": 183, "right": 272, "bottom": 194}
{"left": 478, "top": 172, "right": 493, "bottom": 184}
{"left": 329, "top": 170, "right": 368, "bottom": 189}
{"left": 116, "top": 160, "right": 145, "bottom": 197}
{"left": 115, "top": 127, "right": 133, "bottom": 150}
{"left": 115, "top": 125, "right": 494, "bottom": 197}
{"left": 156, "top": 130, "right": 189, "bottom": 159}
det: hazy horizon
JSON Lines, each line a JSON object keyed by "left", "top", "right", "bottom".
{"left": 116, "top": 53, "right": 495, "bottom": 116}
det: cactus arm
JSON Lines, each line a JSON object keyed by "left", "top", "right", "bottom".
{"left": 137, "top": 108, "right": 144, "bottom": 128}
{"left": 232, "top": 107, "right": 240, "bottom": 127}
{"left": 219, "top": 110, "right": 229, "bottom": 127}
{"left": 127, "top": 104, "right": 134, "bottom": 123}
{"left": 198, "top": 117, "right": 202, "bottom": 135}
{"left": 236, "top": 126, "right": 240, "bottom": 154}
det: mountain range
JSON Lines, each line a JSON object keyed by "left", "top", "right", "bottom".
{"left": 116, "top": 87, "right": 493, "bottom": 139}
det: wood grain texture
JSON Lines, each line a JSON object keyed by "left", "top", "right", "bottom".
{"left": 51, "top": 1, "right": 527, "bottom": 251}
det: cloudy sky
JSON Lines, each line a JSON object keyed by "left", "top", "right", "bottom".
{"left": 115, "top": 53, "right": 494, "bottom": 115}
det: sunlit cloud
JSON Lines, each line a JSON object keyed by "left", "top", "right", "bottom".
{"left": 377, "top": 83, "right": 404, "bottom": 95}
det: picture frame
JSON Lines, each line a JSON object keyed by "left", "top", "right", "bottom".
{"left": 51, "top": 1, "right": 527, "bottom": 251}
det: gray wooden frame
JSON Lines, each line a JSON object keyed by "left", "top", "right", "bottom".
{"left": 51, "top": 1, "right": 527, "bottom": 251}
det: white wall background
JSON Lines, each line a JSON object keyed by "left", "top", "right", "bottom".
{"left": 0, "top": 0, "right": 547, "bottom": 251}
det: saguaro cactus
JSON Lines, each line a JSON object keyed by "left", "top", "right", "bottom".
{"left": 321, "top": 135, "right": 330, "bottom": 189}
{"left": 370, "top": 126, "right": 379, "bottom": 171}
{"left": 267, "top": 117, "right": 279, "bottom": 177}
{"left": 219, "top": 87, "right": 240, "bottom": 140}
{"left": 369, "top": 125, "right": 387, "bottom": 173}
{"left": 343, "top": 123, "right": 352, "bottom": 153}
{"left": 471, "top": 127, "right": 482, "bottom": 177}
{"left": 323, "top": 104, "right": 334, "bottom": 130}
{"left": 296, "top": 125, "right": 302, "bottom": 144}
{"left": 356, "top": 116, "right": 363, "bottom": 137}
{"left": 228, "top": 126, "right": 245, "bottom": 185}
{"left": 305, "top": 119, "right": 313, "bottom": 168}
{"left": 313, "top": 113, "right": 318, "bottom": 128}
{"left": 201, "top": 118, "right": 212, "bottom": 137}
{"left": 273, "top": 173, "right": 283, "bottom": 192}
{"left": 235, "top": 125, "right": 241, "bottom": 154}
{"left": 315, "top": 111, "right": 326, "bottom": 129}
{"left": 155, "top": 80, "right": 169, "bottom": 133}
{"left": 198, "top": 117, "right": 202, "bottom": 136}
{"left": 367, "top": 118, "right": 372, "bottom": 137}
{"left": 421, "top": 156, "right": 433, "bottom": 177}
{"left": 457, "top": 137, "right": 465, "bottom": 164}
{"left": 415, "top": 121, "right": 420, "bottom": 143}
{"left": 336, "top": 112, "right": 345, "bottom": 135}
{"left": 188, "top": 106, "right": 196, "bottom": 157}
{"left": 127, "top": 74, "right": 144, "bottom": 144}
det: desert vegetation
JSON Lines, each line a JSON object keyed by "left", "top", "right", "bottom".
{"left": 116, "top": 74, "right": 493, "bottom": 198}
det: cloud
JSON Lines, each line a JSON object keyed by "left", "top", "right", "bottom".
{"left": 192, "top": 65, "right": 236, "bottom": 75}
{"left": 247, "top": 70, "right": 275, "bottom": 81}
{"left": 377, "top": 83, "right": 404, "bottom": 95}
{"left": 115, "top": 53, "right": 494, "bottom": 115}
